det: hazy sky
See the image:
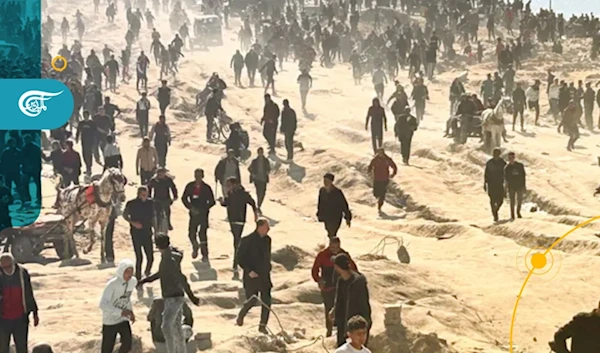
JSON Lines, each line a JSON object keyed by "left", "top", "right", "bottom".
{"left": 529, "top": 0, "right": 600, "bottom": 16}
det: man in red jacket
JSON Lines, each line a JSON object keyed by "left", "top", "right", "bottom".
{"left": 367, "top": 148, "right": 397, "bottom": 213}
{"left": 311, "top": 237, "right": 357, "bottom": 337}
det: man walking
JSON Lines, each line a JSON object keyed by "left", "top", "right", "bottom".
{"left": 218, "top": 177, "right": 258, "bottom": 279}
{"left": 504, "top": 152, "right": 526, "bottom": 220}
{"left": 148, "top": 168, "right": 178, "bottom": 232}
{"left": 214, "top": 150, "right": 241, "bottom": 197}
{"left": 182, "top": 168, "right": 216, "bottom": 261}
{"left": 248, "top": 147, "right": 271, "bottom": 214}
{"left": 280, "top": 99, "right": 297, "bottom": 162}
{"left": 157, "top": 80, "right": 171, "bottom": 115}
{"left": 149, "top": 115, "right": 171, "bottom": 168}
{"left": 297, "top": 69, "right": 312, "bottom": 110}
{"left": 512, "top": 82, "right": 526, "bottom": 131}
{"left": 393, "top": 107, "right": 418, "bottom": 165}
{"left": 136, "top": 137, "right": 158, "bottom": 185}
{"left": 317, "top": 173, "right": 352, "bottom": 238}
{"left": 484, "top": 148, "right": 506, "bottom": 222}
{"left": 235, "top": 219, "right": 272, "bottom": 334}
{"left": 261, "top": 94, "right": 280, "bottom": 154}
{"left": 331, "top": 253, "right": 372, "bottom": 348}
{"left": 0, "top": 254, "right": 39, "bottom": 353}
{"left": 138, "top": 234, "right": 200, "bottom": 353}
{"left": 136, "top": 92, "right": 151, "bottom": 137}
{"left": 123, "top": 186, "right": 156, "bottom": 280}
{"left": 311, "top": 237, "right": 357, "bottom": 337}
{"left": 365, "top": 98, "right": 387, "bottom": 153}
{"left": 367, "top": 148, "right": 397, "bottom": 213}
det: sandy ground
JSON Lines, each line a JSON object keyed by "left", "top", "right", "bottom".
{"left": 20, "top": 1, "right": 600, "bottom": 353}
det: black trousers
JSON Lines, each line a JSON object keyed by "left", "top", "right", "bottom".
{"left": 254, "top": 181, "right": 267, "bottom": 208}
{"left": 131, "top": 228, "right": 154, "bottom": 279}
{"left": 263, "top": 123, "right": 277, "bottom": 152}
{"left": 399, "top": 133, "right": 413, "bottom": 163}
{"left": 154, "top": 199, "right": 172, "bottom": 231}
{"left": 508, "top": 188, "right": 524, "bottom": 217}
{"left": 284, "top": 132, "right": 294, "bottom": 160}
{"left": 239, "top": 286, "right": 272, "bottom": 326}
{"left": 101, "top": 321, "right": 132, "bottom": 353}
{"left": 247, "top": 67, "right": 256, "bottom": 85}
{"left": 321, "top": 290, "right": 335, "bottom": 333}
{"left": 156, "top": 143, "right": 168, "bottom": 168}
{"left": 82, "top": 143, "right": 94, "bottom": 174}
{"left": 488, "top": 188, "right": 504, "bottom": 220}
{"left": 104, "top": 212, "right": 117, "bottom": 261}
{"left": 140, "top": 170, "right": 154, "bottom": 186}
{"left": 371, "top": 128, "right": 383, "bottom": 153}
{"left": 324, "top": 218, "right": 342, "bottom": 238}
{"left": 234, "top": 67, "right": 243, "bottom": 84}
{"left": 230, "top": 222, "right": 244, "bottom": 268}
{"left": 137, "top": 113, "right": 149, "bottom": 137}
{"left": 206, "top": 113, "right": 215, "bottom": 140}
{"left": 188, "top": 213, "right": 209, "bottom": 257}
{"left": 159, "top": 102, "right": 169, "bottom": 115}
{"left": 0, "top": 316, "right": 28, "bottom": 353}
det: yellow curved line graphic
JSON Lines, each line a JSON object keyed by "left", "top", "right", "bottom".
{"left": 509, "top": 215, "right": 600, "bottom": 353}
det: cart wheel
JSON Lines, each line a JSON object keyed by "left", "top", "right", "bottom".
{"left": 11, "top": 236, "right": 34, "bottom": 263}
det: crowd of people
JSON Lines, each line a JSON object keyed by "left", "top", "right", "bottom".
{"left": 1, "top": 0, "right": 599, "bottom": 351}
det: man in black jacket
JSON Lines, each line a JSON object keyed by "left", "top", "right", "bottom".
{"left": 317, "top": 173, "right": 352, "bottom": 238}
{"left": 148, "top": 168, "right": 178, "bottom": 232}
{"left": 235, "top": 219, "right": 272, "bottom": 334}
{"left": 512, "top": 82, "right": 526, "bottom": 131}
{"left": 0, "top": 254, "right": 39, "bottom": 353}
{"left": 331, "top": 253, "right": 371, "bottom": 348}
{"left": 218, "top": 177, "right": 258, "bottom": 278}
{"left": 182, "top": 168, "right": 216, "bottom": 261}
{"left": 123, "top": 186, "right": 157, "bottom": 280}
{"left": 504, "top": 152, "right": 526, "bottom": 220}
{"left": 550, "top": 301, "right": 600, "bottom": 353}
{"left": 261, "top": 94, "right": 280, "bottom": 154}
{"left": 248, "top": 147, "right": 271, "bottom": 214}
{"left": 280, "top": 99, "right": 297, "bottom": 162}
{"left": 484, "top": 148, "right": 506, "bottom": 222}
{"left": 214, "top": 150, "right": 241, "bottom": 198}
{"left": 138, "top": 234, "right": 200, "bottom": 353}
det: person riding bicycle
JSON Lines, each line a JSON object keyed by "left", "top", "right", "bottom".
{"left": 225, "top": 123, "right": 249, "bottom": 159}
{"left": 205, "top": 90, "right": 223, "bottom": 142}
{"left": 207, "top": 73, "right": 227, "bottom": 104}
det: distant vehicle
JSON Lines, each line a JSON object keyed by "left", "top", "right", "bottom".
{"left": 303, "top": 5, "right": 320, "bottom": 16}
{"left": 192, "top": 15, "right": 223, "bottom": 47}
{"left": 0, "top": 41, "right": 19, "bottom": 57}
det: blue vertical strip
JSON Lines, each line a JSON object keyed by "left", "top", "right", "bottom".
{"left": 0, "top": 0, "right": 42, "bottom": 235}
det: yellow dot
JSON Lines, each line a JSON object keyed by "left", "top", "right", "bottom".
{"left": 530, "top": 252, "right": 547, "bottom": 269}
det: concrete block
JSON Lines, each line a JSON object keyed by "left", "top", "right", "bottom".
{"left": 190, "top": 261, "right": 218, "bottom": 281}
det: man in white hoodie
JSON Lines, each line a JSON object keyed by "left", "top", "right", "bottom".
{"left": 99, "top": 259, "right": 137, "bottom": 353}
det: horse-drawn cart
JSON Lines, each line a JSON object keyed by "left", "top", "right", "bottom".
{"left": 0, "top": 214, "right": 77, "bottom": 263}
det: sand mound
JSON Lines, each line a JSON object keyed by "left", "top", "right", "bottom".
{"left": 53, "top": 335, "right": 144, "bottom": 353}
{"left": 410, "top": 332, "right": 455, "bottom": 353}
{"left": 271, "top": 245, "right": 311, "bottom": 271}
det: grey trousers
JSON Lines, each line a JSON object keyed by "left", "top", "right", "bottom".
{"left": 162, "top": 297, "right": 185, "bottom": 353}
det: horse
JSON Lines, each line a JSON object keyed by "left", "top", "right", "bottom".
{"left": 481, "top": 97, "right": 511, "bottom": 150}
{"left": 54, "top": 168, "right": 127, "bottom": 262}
